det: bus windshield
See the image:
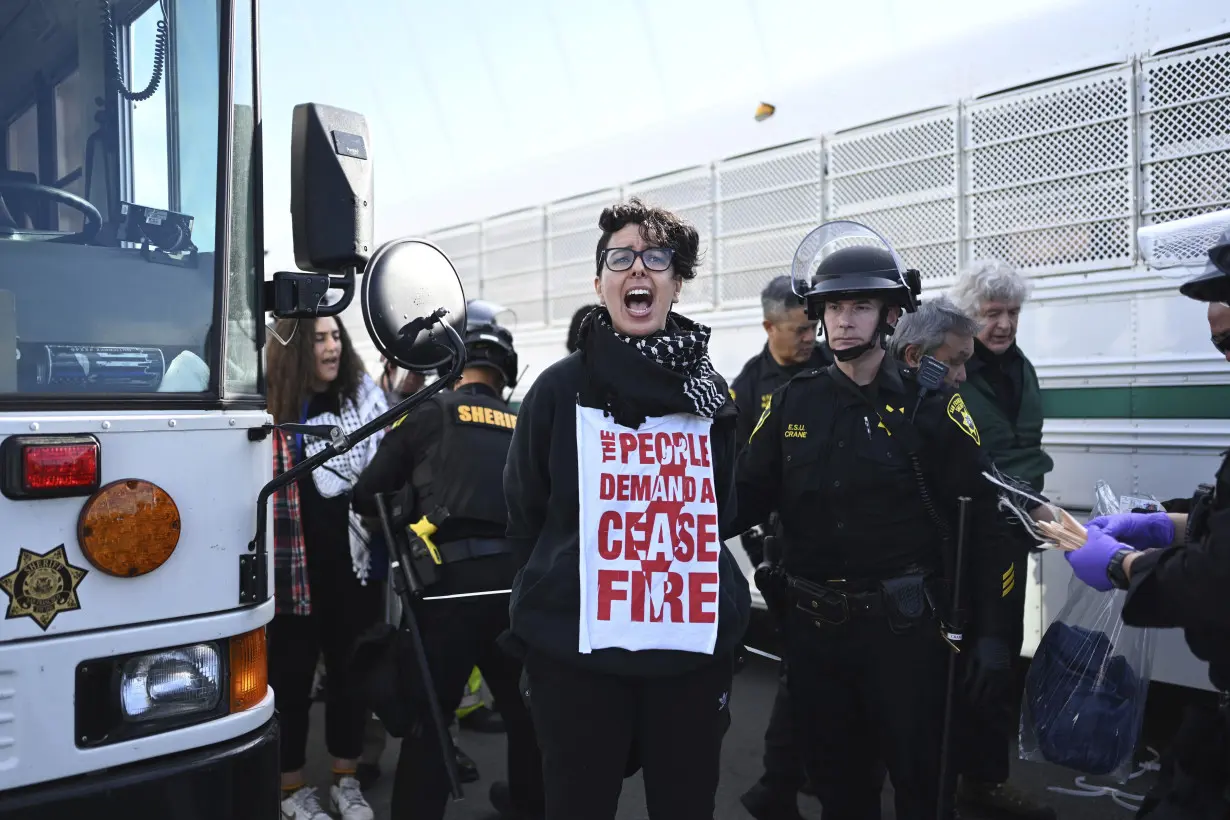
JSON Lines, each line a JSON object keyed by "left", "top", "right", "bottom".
{"left": 0, "top": 0, "right": 258, "bottom": 401}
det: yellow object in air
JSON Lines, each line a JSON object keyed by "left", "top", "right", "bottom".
{"left": 755, "top": 102, "right": 776, "bottom": 121}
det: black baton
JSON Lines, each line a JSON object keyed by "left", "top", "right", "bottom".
{"left": 375, "top": 492, "right": 464, "bottom": 800}
{"left": 937, "top": 496, "right": 970, "bottom": 820}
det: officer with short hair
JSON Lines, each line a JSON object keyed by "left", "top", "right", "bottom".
{"left": 733, "top": 222, "right": 1017, "bottom": 820}
{"left": 352, "top": 300, "right": 544, "bottom": 820}
{"left": 1065, "top": 216, "right": 1230, "bottom": 819}
{"left": 732, "top": 275, "right": 832, "bottom": 459}
{"left": 732, "top": 274, "right": 832, "bottom": 820}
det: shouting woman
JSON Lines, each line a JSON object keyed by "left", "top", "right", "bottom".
{"left": 266, "top": 315, "right": 388, "bottom": 820}
{"left": 503, "top": 198, "right": 751, "bottom": 819}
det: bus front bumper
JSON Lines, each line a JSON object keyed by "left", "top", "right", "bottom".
{"left": 0, "top": 716, "right": 279, "bottom": 819}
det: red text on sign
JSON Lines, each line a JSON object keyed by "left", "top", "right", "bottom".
{"left": 596, "top": 510, "right": 719, "bottom": 562}
{"left": 596, "top": 569, "right": 719, "bottom": 623}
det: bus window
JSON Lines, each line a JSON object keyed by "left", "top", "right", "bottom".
{"left": 5, "top": 105, "right": 38, "bottom": 178}
{"left": 226, "top": 0, "right": 259, "bottom": 396}
{"left": 54, "top": 69, "right": 87, "bottom": 234}
{"left": 130, "top": 2, "right": 170, "bottom": 213}
{"left": 0, "top": 0, "right": 246, "bottom": 400}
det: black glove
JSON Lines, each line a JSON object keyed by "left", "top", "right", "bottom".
{"left": 964, "top": 636, "right": 1012, "bottom": 711}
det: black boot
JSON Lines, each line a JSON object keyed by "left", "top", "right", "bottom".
{"left": 489, "top": 781, "right": 545, "bottom": 820}
{"left": 455, "top": 746, "right": 480, "bottom": 784}
{"left": 739, "top": 782, "right": 804, "bottom": 820}
{"left": 459, "top": 705, "right": 507, "bottom": 734}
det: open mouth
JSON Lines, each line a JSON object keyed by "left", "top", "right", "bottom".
{"left": 623, "top": 287, "right": 654, "bottom": 319}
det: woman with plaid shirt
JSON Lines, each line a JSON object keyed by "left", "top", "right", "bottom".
{"left": 267, "top": 314, "right": 388, "bottom": 820}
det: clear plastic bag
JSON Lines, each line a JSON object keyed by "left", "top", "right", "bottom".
{"left": 1018, "top": 481, "right": 1159, "bottom": 784}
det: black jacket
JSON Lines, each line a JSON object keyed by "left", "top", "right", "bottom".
{"left": 1123, "top": 451, "right": 1230, "bottom": 692}
{"left": 352, "top": 382, "right": 520, "bottom": 594}
{"left": 731, "top": 342, "right": 833, "bottom": 450}
{"left": 733, "top": 356, "right": 1017, "bottom": 641}
{"left": 502, "top": 314, "right": 752, "bottom": 677}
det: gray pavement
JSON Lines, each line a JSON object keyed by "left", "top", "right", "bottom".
{"left": 302, "top": 646, "right": 1185, "bottom": 819}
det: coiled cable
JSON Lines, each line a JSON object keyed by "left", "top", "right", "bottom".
{"left": 100, "top": 0, "right": 168, "bottom": 102}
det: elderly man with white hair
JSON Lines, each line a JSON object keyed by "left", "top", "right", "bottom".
{"left": 948, "top": 261, "right": 1054, "bottom": 504}
{"left": 945, "top": 260, "right": 1056, "bottom": 820}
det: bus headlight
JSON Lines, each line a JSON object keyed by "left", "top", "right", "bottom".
{"left": 119, "top": 643, "right": 222, "bottom": 722}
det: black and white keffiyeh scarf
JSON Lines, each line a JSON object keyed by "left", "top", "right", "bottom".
{"left": 579, "top": 308, "right": 726, "bottom": 425}
{"left": 302, "top": 373, "right": 388, "bottom": 584}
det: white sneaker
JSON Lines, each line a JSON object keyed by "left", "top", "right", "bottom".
{"left": 280, "top": 786, "right": 331, "bottom": 820}
{"left": 330, "top": 775, "right": 375, "bottom": 820}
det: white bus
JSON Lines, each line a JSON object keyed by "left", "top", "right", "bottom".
{"left": 400, "top": 0, "right": 1230, "bottom": 693}
{"left": 0, "top": 0, "right": 464, "bottom": 814}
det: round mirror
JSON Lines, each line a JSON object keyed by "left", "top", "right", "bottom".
{"left": 360, "top": 238, "right": 468, "bottom": 371}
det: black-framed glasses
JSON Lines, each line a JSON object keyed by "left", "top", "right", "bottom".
{"left": 1212, "top": 332, "right": 1230, "bottom": 354}
{"left": 602, "top": 247, "right": 674, "bottom": 272}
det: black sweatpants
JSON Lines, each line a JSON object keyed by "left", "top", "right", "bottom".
{"left": 954, "top": 538, "right": 1029, "bottom": 785}
{"left": 524, "top": 649, "right": 734, "bottom": 820}
{"left": 785, "top": 606, "right": 949, "bottom": 820}
{"left": 389, "top": 581, "right": 543, "bottom": 820}
{"left": 268, "top": 555, "right": 384, "bottom": 772}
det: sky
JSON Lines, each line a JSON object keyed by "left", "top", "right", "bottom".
{"left": 256, "top": 0, "right": 1076, "bottom": 275}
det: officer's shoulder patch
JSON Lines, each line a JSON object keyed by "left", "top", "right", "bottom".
{"left": 749, "top": 394, "right": 775, "bottom": 441}
{"left": 946, "top": 392, "right": 980, "bottom": 445}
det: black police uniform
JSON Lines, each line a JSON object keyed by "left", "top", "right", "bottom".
{"left": 734, "top": 357, "right": 1015, "bottom": 820}
{"left": 1121, "top": 460, "right": 1230, "bottom": 819}
{"left": 730, "top": 341, "right": 833, "bottom": 820}
{"left": 732, "top": 342, "right": 834, "bottom": 470}
{"left": 1110, "top": 239, "right": 1230, "bottom": 819}
{"left": 352, "top": 382, "right": 544, "bottom": 820}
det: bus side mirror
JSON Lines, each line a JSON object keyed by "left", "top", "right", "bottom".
{"left": 360, "top": 238, "right": 468, "bottom": 372}
{"left": 291, "top": 103, "right": 373, "bottom": 273}
{"left": 267, "top": 103, "right": 374, "bottom": 319}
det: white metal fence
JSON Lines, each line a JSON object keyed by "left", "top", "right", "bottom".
{"left": 425, "top": 40, "right": 1230, "bottom": 329}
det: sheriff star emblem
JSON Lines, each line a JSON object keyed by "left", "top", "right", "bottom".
{"left": 947, "top": 393, "right": 981, "bottom": 445}
{"left": 0, "top": 545, "right": 88, "bottom": 631}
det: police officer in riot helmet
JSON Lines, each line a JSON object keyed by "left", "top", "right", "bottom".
{"left": 733, "top": 221, "right": 1017, "bottom": 820}
{"left": 1065, "top": 216, "right": 1230, "bottom": 819}
{"left": 352, "top": 300, "right": 544, "bottom": 820}
{"left": 732, "top": 275, "right": 833, "bottom": 820}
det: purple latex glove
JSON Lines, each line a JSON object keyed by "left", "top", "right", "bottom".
{"left": 1087, "top": 511, "right": 1174, "bottom": 550}
{"left": 1065, "top": 527, "right": 1132, "bottom": 591}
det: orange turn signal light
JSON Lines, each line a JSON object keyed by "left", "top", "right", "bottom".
{"left": 77, "top": 479, "right": 181, "bottom": 577}
{"left": 230, "top": 627, "right": 268, "bottom": 713}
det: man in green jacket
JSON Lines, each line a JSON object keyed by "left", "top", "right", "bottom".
{"left": 948, "top": 260, "right": 1056, "bottom": 820}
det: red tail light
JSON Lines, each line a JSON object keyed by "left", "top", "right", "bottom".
{"left": 2, "top": 435, "right": 101, "bottom": 499}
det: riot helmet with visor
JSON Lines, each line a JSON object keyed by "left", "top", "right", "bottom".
{"left": 790, "top": 221, "right": 922, "bottom": 361}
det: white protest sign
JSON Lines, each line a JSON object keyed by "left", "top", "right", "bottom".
{"left": 575, "top": 405, "right": 722, "bottom": 654}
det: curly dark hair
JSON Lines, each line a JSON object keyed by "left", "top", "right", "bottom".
{"left": 595, "top": 197, "right": 701, "bottom": 281}
{"left": 267, "top": 315, "right": 367, "bottom": 425}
